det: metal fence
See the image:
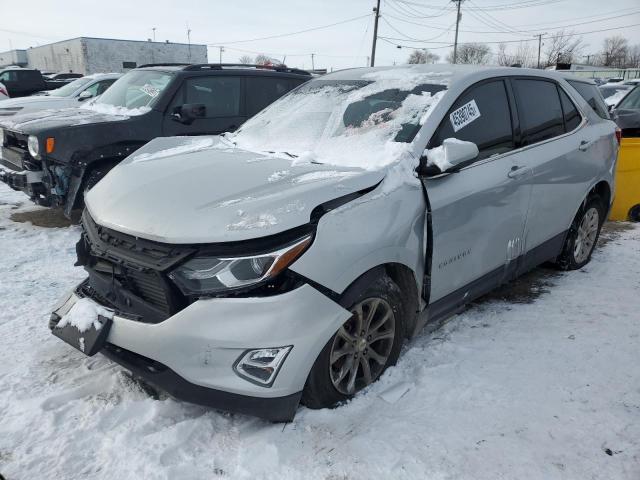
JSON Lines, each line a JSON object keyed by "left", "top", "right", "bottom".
{"left": 565, "top": 69, "right": 640, "bottom": 80}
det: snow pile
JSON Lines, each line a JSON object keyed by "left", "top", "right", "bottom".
{"left": 55, "top": 297, "right": 114, "bottom": 333}
{"left": 129, "top": 137, "right": 218, "bottom": 163}
{"left": 268, "top": 170, "right": 291, "bottom": 182}
{"left": 81, "top": 101, "right": 151, "bottom": 117}
{"left": 1, "top": 182, "right": 639, "bottom": 479}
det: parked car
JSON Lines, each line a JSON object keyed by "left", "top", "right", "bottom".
{"left": 0, "top": 74, "right": 121, "bottom": 117}
{"left": 0, "top": 82, "right": 8, "bottom": 101}
{"left": 45, "top": 72, "right": 84, "bottom": 81}
{"left": 49, "top": 65, "right": 618, "bottom": 421}
{"left": 0, "top": 63, "right": 311, "bottom": 216}
{"left": 599, "top": 83, "right": 633, "bottom": 107}
{"left": 0, "top": 68, "right": 76, "bottom": 97}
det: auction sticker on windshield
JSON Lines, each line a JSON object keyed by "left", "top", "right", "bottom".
{"left": 450, "top": 100, "right": 481, "bottom": 132}
{"left": 140, "top": 84, "right": 160, "bottom": 98}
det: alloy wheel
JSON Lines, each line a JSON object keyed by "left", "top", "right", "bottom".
{"left": 329, "top": 297, "right": 396, "bottom": 395}
{"left": 574, "top": 207, "right": 599, "bottom": 264}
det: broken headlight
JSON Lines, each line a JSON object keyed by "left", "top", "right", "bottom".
{"left": 168, "top": 235, "right": 312, "bottom": 295}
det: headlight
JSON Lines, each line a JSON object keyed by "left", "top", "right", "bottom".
{"left": 27, "top": 135, "right": 40, "bottom": 159}
{"left": 168, "top": 235, "right": 312, "bottom": 295}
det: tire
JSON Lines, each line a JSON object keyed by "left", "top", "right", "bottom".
{"left": 628, "top": 204, "right": 640, "bottom": 222}
{"left": 555, "top": 195, "right": 605, "bottom": 271}
{"left": 302, "top": 274, "right": 406, "bottom": 409}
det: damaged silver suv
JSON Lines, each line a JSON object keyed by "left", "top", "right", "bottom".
{"left": 50, "top": 65, "right": 618, "bottom": 421}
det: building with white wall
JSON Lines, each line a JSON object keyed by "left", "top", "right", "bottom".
{"left": 0, "top": 37, "right": 208, "bottom": 74}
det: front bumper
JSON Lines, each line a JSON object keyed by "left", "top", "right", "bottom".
{"left": 51, "top": 282, "right": 351, "bottom": 421}
{"left": 0, "top": 165, "right": 43, "bottom": 192}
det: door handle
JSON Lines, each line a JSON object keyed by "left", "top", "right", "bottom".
{"left": 508, "top": 165, "right": 532, "bottom": 179}
{"left": 579, "top": 140, "right": 594, "bottom": 151}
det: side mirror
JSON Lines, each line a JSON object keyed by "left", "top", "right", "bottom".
{"left": 78, "top": 90, "right": 93, "bottom": 101}
{"left": 172, "top": 103, "right": 206, "bottom": 124}
{"left": 420, "top": 139, "right": 479, "bottom": 176}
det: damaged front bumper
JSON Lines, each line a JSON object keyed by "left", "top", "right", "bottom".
{"left": 50, "top": 280, "right": 351, "bottom": 421}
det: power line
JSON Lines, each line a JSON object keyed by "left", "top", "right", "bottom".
{"left": 379, "top": 21, "right": 640, "bottom": 47}
{"left": 381, "top": 17, "right": 455, "bottom": 42}
{"left": 208, "top": 14, "right": 371, "bottom": 45}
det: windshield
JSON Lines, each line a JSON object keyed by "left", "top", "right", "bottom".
{"left": 96, "top": 70, "right": 173, "bottom": 110}
{"left": 232, "top": 73, "right": 448, "bottom": 169}
{"left": 48, "top": 77, "right": 93, "bottom": 97}
{"left": 617, "top": 87, "right": 640, "bottom": 110}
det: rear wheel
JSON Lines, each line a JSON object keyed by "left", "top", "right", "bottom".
{"left": 555, "top": 195, "right": 605, "bottom": 270}
{"left": 302, "top": 275, "right": 405, "bottom": 409}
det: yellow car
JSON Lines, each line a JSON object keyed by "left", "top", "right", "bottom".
{"left": 611, "top": 87, "right": 640, "bottom": 222}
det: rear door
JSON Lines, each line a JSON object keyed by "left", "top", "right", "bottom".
{"left": 162, "top": 75, "right": 246, "bottom": 136}
{"left": 510, "top": 78, "right": 602, "bottom": 269}
{"left": 425, "top": 78, "right": 532, "bottom": 304}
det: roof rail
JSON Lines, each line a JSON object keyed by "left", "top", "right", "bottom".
{"left": 183, "top": 64, "right": 311, "bottom": 76}
{"left": 137, "top": 63, "right": 192, "bottom": 68}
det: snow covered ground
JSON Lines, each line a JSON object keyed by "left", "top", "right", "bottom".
{"left": 0, "top": 181, "right": 638, "bottom": 480}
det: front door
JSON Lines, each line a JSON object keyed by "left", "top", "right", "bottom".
{"left": 423, "top": 79, "right": 532, "bottom": 309}
{"left": 162, "top": 75, "right": 246, "bottom": 136}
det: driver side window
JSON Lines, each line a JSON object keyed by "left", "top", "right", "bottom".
{"left": 429, "top": 79, "right": 515, "bottom": 161}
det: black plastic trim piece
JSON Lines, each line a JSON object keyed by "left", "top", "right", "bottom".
{"left": 102, "top": 344, "right": 302, "bottom": 422}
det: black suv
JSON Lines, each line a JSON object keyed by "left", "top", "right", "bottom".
{"left": 0, "top": 64, "right": 311, "bottom": 216}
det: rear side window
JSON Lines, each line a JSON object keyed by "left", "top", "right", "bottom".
{"left": 558, "top": 88, "right": 582, "bottom": 132}
{"left": 175, "top": 76, "right": 242, "bottom": 117}
{"left": 430, "top": 79, "right": 514, "bottom": 160}
{"left": 513, "top": 79, "right": 564, "bottom": 146}
{"left": 18, "top": 71, "right": 40, "bottom": 83}
{"left": 0, "top": 71, "right": 18, "bottom": 82}
{"left": 567, "top": 80, "right": 609, "bottom": 119}
{"left": 246, "top": 77, "right": 294, "bottom": 116}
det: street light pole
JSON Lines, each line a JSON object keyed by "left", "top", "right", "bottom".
{"left": 536, "top": 33, "right": 546, "bottom": 69}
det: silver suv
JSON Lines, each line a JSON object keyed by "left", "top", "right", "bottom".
{"left": 50, "top": 65, "right": 618, "bottom": 421}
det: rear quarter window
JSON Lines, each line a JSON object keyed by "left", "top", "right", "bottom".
{"left": 567, "top": 81, "right": 610, "bottom": 119}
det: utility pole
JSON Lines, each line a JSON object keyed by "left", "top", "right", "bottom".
{"left": 451, "top": 0, "right": 464, "bottom": 64}
{"left": 218, "top": 46, "right": 224, "bottom": 63}
{"left": 535, "top": 33, "right": 546, "bottom": 69}
{"left": 311, "top": 53, "right": 315, "bottom": 70}
{"left": 187, "top": 25, "right": 192, "bottom": 62}
{"left": 370, "top": 0, "right": 381, "bottom": 67}
{"left": 152, "top": 27, "right": 156, "bottom": 42}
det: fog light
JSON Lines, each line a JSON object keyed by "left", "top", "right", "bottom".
{"left": 233, "top": 346, "right": 292, "bottom": 387}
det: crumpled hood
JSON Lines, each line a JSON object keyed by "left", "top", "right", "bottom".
{"left": 0, "top": 106, "right": 134, "bottom": 133}
{"left": 86, "top": 136, "right": 385, "bottom": 244}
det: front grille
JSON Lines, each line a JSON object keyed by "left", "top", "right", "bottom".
{"left": 80, "top": 211, "right": 195, "bottom": 318}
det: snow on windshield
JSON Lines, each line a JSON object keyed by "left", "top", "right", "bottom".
{"left": 231, "top": 69, "right": 450, "bottom": 171}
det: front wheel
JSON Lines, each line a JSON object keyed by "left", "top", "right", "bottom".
{"left": 302, "top": 275, "right": 405, "bottom": 409}
{"left": 555, "top": 195, "right": 605, "bottom": 270}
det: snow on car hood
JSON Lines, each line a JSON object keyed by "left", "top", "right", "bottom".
{"left": 0, "top": 105, "right": 140, "bottom": 133}
{"left": 85, "top": 136, "right": 386, "bottom": 244}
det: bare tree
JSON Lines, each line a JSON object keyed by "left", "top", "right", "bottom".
{"left": 447, "top": 43, "right": 491, "bottom": 65}
{"left": 497, "top": 42, "right": 536, "bottom": 67}
{"left": 627, "top": 44, "right": 640, "bottom": 69}
{"left": 543, "top": 30, "right": 584, "bottom": 67}
{"left": 407, "top": 49, "right": 440, "bottom": 64}
{"left": 239, "top": 55, "right": 254, "bottom": 64}
{"left": 254, "top": 54, "right": 272, "bottom": 65}
{"left": 497, "top": 43, "right": 510, "bottom": 66}
{"left": 602, "top": 36, "right": 628, "bottom": 67}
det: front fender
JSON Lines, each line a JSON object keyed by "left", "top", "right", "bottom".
{"left": 290, "top": 182, "right": 426, "bottom": 298}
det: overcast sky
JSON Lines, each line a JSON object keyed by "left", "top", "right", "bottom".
{"left": 3, "top": 0, "right": 640, "bottom": 70}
